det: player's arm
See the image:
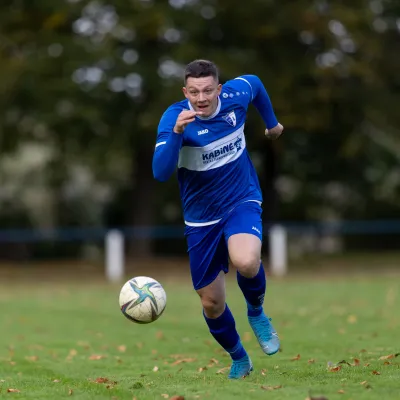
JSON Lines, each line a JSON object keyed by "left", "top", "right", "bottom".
{"left": 236, "top": 75, "right": 284, "bottom": 140}
{"left": 152, "top": 109, "right": 200, "bottom": 182}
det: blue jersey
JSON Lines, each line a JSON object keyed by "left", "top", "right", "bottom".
{"left": 153, "top": 75, "right": 278, "bottom": 227}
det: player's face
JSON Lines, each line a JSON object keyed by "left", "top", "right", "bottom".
{"left": 183, "top": 76, "right": 221, "bottom": 117}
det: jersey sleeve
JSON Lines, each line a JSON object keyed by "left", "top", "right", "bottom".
{"left": 152, "top": 105, "right": 184, "bottom": 182}
{"left": 226, "top": 75, "right": 279, "bottom": 130}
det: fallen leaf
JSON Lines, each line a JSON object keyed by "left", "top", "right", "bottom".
{"left": 291, "top": 354, "right": 301, "bottom": 361}
{"left": 208, "top": 358, "right": 219, "bottom": 366}
{"left": 89, "top": 354, "right": 106, "bottom": 360}
{"left": 169, "top": 354, "right": 186, "bottom": 359}
{"left": 216, "top": 367, "right": 230, "bottom": 374}
{"left": 198, "top": 367, "right": 207, "bottom": 372}
{"left": 352, "top": 358, "right": 360, "bottom": 366}
{"left": 383, "top": 361, "right": 392, "bottom": 365}
{"left": 77, "top": 341, "right": 90, "bottom": 349}
{"left": 338, "top": 389, "right": 345, "bottom": 394}
{"left": 66, "top": 349, "right": 78, "bottom": 361}
{"left": 7, "top": 389, "right": 20, "bottom": 393}
{"left": 25, "top": 356, "right": 39, "bottom": 362}
{"left": 364, "top": 363, "right": 370, "bottom": 367}
{"left": 329, "top": 366, "right": 342, "bottom": 372}
{"left": 242, "top": 332, "right": 252, "bottom": 342}
{"left": 308, "top": 359, "right": 315, "bottom": 364}
{"left": 117, "top": 345, "right": 126, "bottom": 353}
{"left": 379, "top": 353, "right": 399, "bottom": 360}
{"left": 360, "top": 380, "right": 372, "bottom": 389}
{"left": 153, "top": 366, "right": 159, "bottom": 372}
{"left": 305, "top": 396, "right": 328, "bottom": 400}
{"left": 372, "top": 370, "right": 381, "bottom": 375}
{"left": 261, "top": 385, "right": 282, "bottom": 391}
{"left": 338, "top": 360, "right": 351, "bottom": 366}
{"left": 161, "top": 395, "right": 169, "bottom": 399}
{"left": 347, "top": 315, "right": 357, "bottom": 324}
{"left": 53, "top": 379, "right": 61, "bottom": 383}
{"left": 156, "top": 331, "right": 164, "bottom": 340}
{"left": 261, "top": 369, "right": 267, "bottom": 375}
{"left": 68, "top": 389, "right": 73, "bottom": 395}
{"left": 92, "top": 377, "right": 117, "bottom": 385}
{"left": 170, "top": 397, "right": 185, "bottom": 400}
{"left": 171, "top": 358, "right": 196, "bottom": 366}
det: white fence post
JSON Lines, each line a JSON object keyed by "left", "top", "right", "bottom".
{"left": 269, "top": 225, "right": 288, "bottom": 276}
{"left": 105, "top": 230, "right": 125, "bottom": 282}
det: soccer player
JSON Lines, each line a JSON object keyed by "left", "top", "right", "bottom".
{"left": 152, "top": 60, "right": 283, "bottom": 379}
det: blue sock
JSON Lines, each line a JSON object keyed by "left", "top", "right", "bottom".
{"left": 203, "top": 304, "right": 247, "bottom": 360}
{"left": 237, "top": 262, "right": 266, "bottom": 317}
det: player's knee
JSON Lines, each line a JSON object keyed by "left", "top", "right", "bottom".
{"left": 232, "top": 254, "right": 260, "bottom": 278}
{"left": 199, "top": 294, "right": 225, "bottom": 318}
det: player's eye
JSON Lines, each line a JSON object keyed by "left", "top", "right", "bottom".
{"left": 190, "top": 91, "right": 199, "bottom": 96}
{"left": 205, "top": 89, "right": 213, "bottom": 95}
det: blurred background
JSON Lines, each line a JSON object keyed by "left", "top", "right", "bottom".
{"left": 1, "top": 0, "right": 399, "bottom": 279}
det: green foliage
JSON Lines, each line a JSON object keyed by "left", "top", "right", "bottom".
{"left": 0, "top": 0, "right": 399, "bottom": 234}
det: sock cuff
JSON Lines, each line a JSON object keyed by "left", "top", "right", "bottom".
{"left": 203, "top": 304, "right": 233, "bottom": 330}
{"left": 237, "top": 262, "right": 265, "bottom": 281}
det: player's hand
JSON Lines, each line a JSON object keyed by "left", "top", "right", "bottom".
{"left": 265, "top": 123, "right": 284, "bottom": 140}
{"left": 173, "top": 110, "right": 203, "bottom": 134}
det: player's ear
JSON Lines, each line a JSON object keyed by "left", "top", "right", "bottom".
{"left": 216, "top": 83, "right": 222, "bottom": 95}
{"left": 182, "top": 87, "right": 188, "bottom": 99}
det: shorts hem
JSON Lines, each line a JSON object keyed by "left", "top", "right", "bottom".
{"left": 193, "top": 269, "right": 228, "bottom": 291}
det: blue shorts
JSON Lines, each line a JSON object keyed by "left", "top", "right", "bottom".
{"left": 184, "top": 201, "right": 263, "bottom": 290}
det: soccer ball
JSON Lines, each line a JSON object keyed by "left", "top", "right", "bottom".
{"left": 119, "top": 276, "right": 167, "bottom": 324}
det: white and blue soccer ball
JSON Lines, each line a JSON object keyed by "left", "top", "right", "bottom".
{"left": 119, "top": 276, "right": 167, "bottom": 324}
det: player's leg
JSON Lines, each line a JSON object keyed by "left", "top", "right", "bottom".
{"left": 196, "top": 270, "right": 252, "bottom": 378}
{"left": 225, "top": 202, "right": 280, "bottom": 355}
{"left": 185, "top": 224, "right": 252, "bottom": 379}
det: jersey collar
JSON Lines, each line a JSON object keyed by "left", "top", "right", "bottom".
{"left": 187, "top": 97, "right": 221, "bottom": 120}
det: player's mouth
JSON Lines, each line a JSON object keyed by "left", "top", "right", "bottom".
{"left": 197, "top": 104, "right": 209, "bottom": 113}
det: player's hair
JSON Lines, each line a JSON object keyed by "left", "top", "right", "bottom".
{"left": 184, "top": 60, "right": 219, "bottom": 84}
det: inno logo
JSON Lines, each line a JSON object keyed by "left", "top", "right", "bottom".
{"left": 198, "top": 129, "right": 209, "bottom": 135}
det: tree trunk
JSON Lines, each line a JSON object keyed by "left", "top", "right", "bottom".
{"left": 261, "top": 140, "right": 279, "bottom": 224}
{"left": 127, "top": 143, "right": 156, "bottom": 258}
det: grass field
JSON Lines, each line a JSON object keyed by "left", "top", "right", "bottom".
{"left": 0, "top": 270, "right": 399, "bottom": 400}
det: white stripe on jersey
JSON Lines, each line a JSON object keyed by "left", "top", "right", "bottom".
{"left": 184, "top": 218, "right": 222, "bottom": 227}
{"left": 178, "top": 125, "right": 246, "bottom": 172}
{"left": 184, "top": 200, "right": 262, "bottom": 227}
{"left": 234, "top": 77, "right": 254, "bottom": 100}
{"left": 155, "top": 141, "right": 167, "bottom": 148}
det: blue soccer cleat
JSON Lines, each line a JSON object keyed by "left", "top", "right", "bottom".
{"left": 248, "top": 311, "right": 280, "bottom": 355}
{"left": 228, "top": 354, "right": 253, "bottom": 379}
